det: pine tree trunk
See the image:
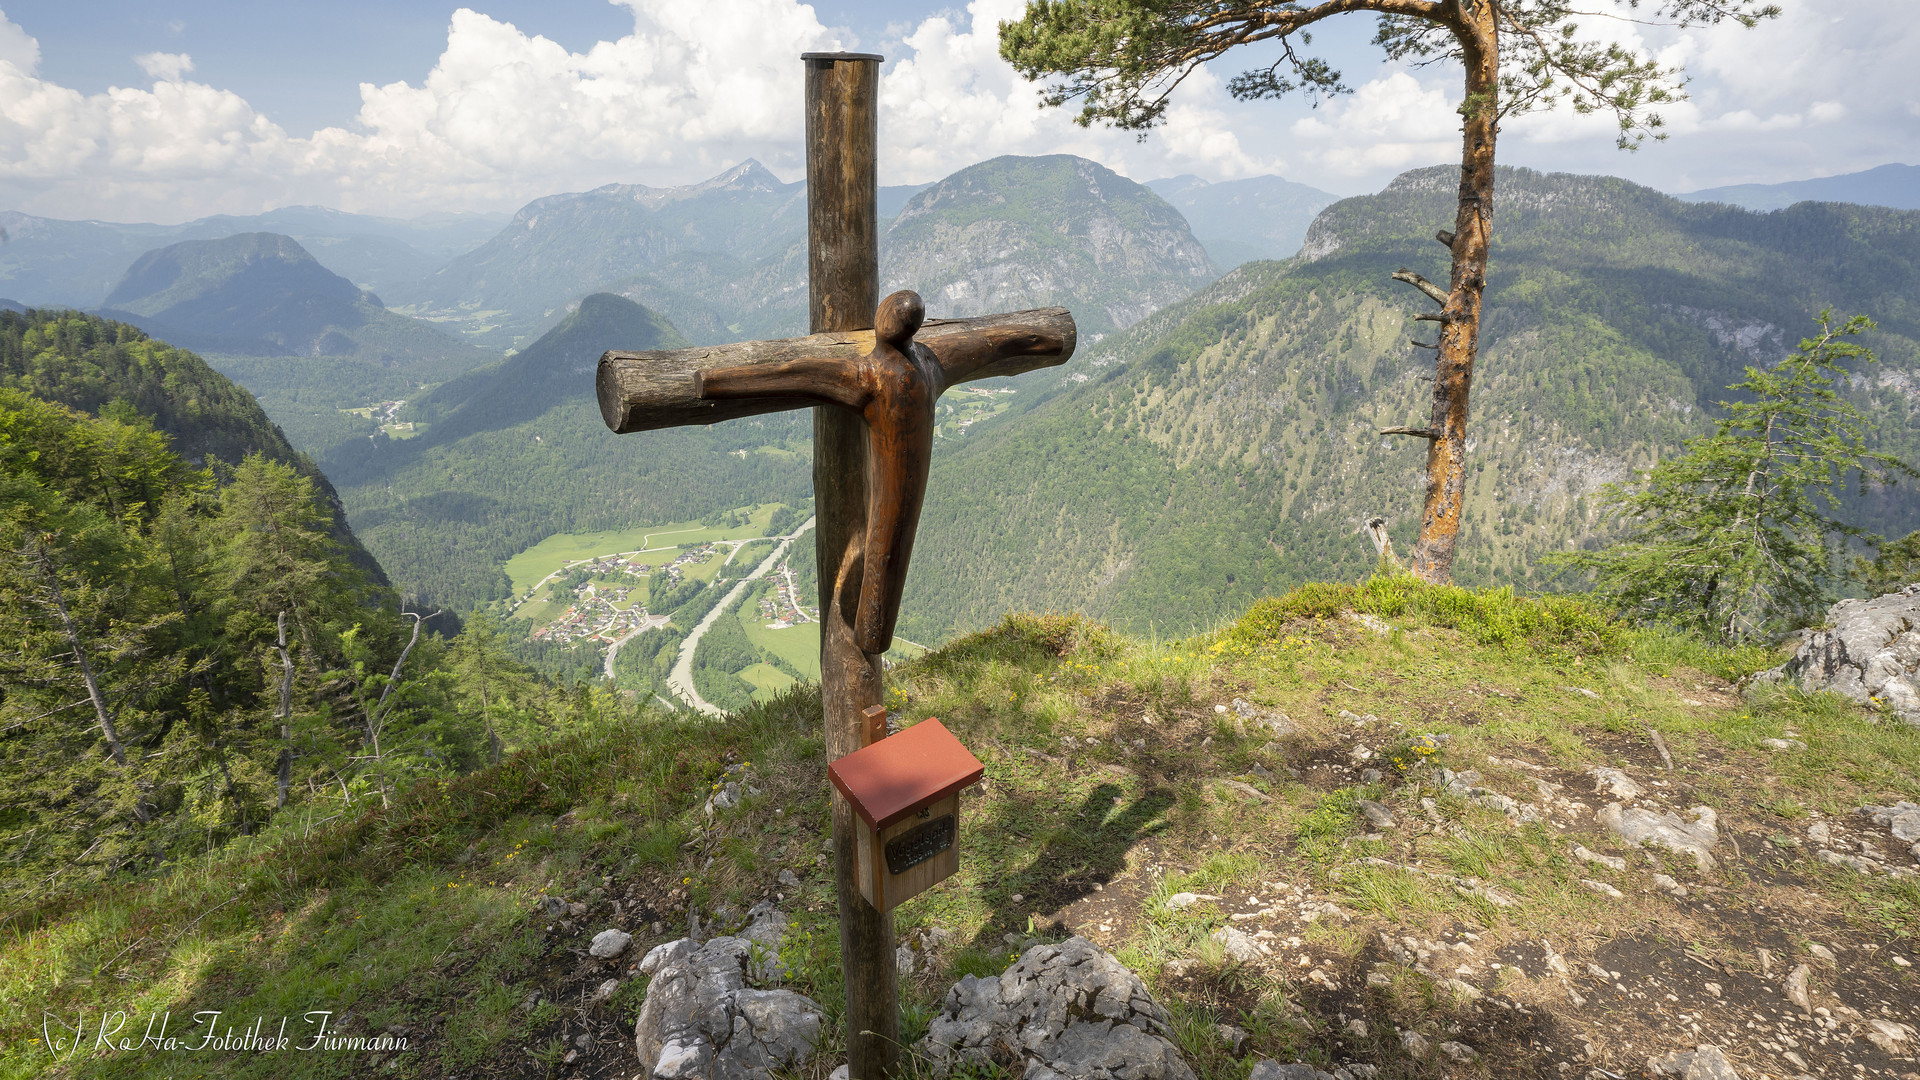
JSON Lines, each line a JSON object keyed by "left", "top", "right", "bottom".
{"left": 1409, "top": 1, "right": 1499, "bottom": 584}
{"left": 275, "top": 611, "right": 295, "bottom": 810}
{"left": 31, "top": 540, "right": 149, "bottom": 822}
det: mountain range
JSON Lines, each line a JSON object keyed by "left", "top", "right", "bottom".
{"left": 391, "top": 155, "right": 1219, "bottom": 350}
{"left": 1146, "top": 173, "right": 1340, "bottom": 266}
{"left": 890, "top": 165, "right": 1920, "bottom": 642}
{"left": 12, "top": 155, "right": 1920, "bottom": 650}
{"left": 1679, "top": 162, "right": 1920, "bottom": 212}
{"left": 0, "top": 204, "right": 505, "bottom": 307}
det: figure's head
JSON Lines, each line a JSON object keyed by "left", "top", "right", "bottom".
{"left": 875, "top": 290, "right": 925, "bottom": 348}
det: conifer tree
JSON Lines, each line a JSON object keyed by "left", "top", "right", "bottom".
{"left": 998, "top": 0, "right": 1778, "bottom": 582}
{"left": 1552, "top": 313, "right": 1916, "bottom": 642}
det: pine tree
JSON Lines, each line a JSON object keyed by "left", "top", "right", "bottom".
{"left": 997, "top": 0, "right": 1777, "bottom": 582}
{"left": 1552, "top": 313, "right": 1917, "bottom": 642}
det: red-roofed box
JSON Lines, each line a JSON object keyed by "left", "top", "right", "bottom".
{"left": 828, "top": 718, "right": 984, "bottom": 912}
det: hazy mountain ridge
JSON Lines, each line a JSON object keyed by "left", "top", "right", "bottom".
{"left": 1679, "top": 162, "right": 1920, "bottom": 212}
{"left": 890, "top": 165, "right": 1920, "bottom": 643}
{"left": 388, "top": 160, "right": 810, "bottom": 347}
{"left": 1147, "top": 173, "right": 1339, "bottom": 267}
{"left": 96, "top": 233, "right": 493, "bottom": 374}
{"left": 396, "top": 155, "right": 1219, "bottom": 349}
{"left": 883, "top": 155, "right": 1217, "bottom": 336}
{"left": 0, "top": 205, "right": 504, "bottom": 306}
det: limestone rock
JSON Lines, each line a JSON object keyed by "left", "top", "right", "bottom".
{"left": 1753, "top": 584, "right": 1920, "bottom": 724}
{"left": 1248, "top": 1062, "right": 1335, "bottom": 1080}
{"left": 917, "top": 936, "right": 1195, "bottom": 1080}
{"left": 1165, "top": 892, "right": 1219, "bottom": 912}
{"left": 591, "top": 928, "right": 634, "bottom": 959}
{"left": 1863, "top": 1018, "right": 1913, "bottom": 1054}
{"left": 1356, "top": 800, "right": 1395, "bottom": 830}
{"left": 1783, "top": 963, "right": 1812, "bottom": 1013}
{"left": 633, "top": 935, "right": 824, "bottom": 1080}
{"left": 1589, "top": 767, "right": 1645, "bottom": 800}
{"left": 1232, "top": 699, "right": 1296, "bottom": 736}
{"left": 1599, "top": 803, "right": 1719, "bottom": 871}
{"left": 1573, "top": 845, "right": 1627, "bottom": 872}
{"left": 1211, "top": 926, "right": 1262, "bottom": 963}
{"left": 641, "top": 938, "right": 695, "bottom": 976}
{"left": 1862, "top": 801, "right": 1920, "bottom": 843}
{"left": 1652, "top": 1045, "right": 1742, "bottom": 1079}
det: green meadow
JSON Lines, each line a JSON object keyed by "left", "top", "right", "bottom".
{"left": 502, "top": 504, "right": 790, "bottom": 596}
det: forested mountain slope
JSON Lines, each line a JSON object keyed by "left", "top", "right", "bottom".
{"left": 892, "top": 165, "right": 1920, "bottom": 643}
{"left": 325, "top": 294, "right": 814, "bottom": 611}
{"left": 99, "top": 232, "right": 488, "bottom": 370}
{"left": 0, "top": 307, "right": 388, "bottom": 582}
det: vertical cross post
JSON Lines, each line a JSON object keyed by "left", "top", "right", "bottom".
{"left": 802, "top": 50, "right": 897, "bottom": 1080}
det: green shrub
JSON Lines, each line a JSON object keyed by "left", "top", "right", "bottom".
{"left": 1221, "top": 573, "right": 1624, "bottom": 656}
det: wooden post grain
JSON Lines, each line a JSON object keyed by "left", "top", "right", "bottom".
{"left": 805, "top": 50, "right": 897, "bottom": 1080}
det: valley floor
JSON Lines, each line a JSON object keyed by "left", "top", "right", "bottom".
{"left": 6, "top": 581, "right": 1918, "bottom": 1080}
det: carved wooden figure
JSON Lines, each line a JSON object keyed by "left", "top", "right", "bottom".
{"left": 697, "top": 290, "right": 1064, "bottom": 652}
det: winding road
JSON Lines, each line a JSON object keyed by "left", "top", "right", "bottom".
{"left": 664, "top": 518, "right": 815, "bottom": 716}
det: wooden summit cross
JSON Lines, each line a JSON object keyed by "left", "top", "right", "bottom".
{"left": 593, "top": 53, "right": 1077, "bottom": 1080}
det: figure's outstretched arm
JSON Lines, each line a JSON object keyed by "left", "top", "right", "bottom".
{"left": 695, "top": 357, "right": 871, "bottom": 410}
{"left": 923, "top": 324, "right": 1069, "bottom": 387}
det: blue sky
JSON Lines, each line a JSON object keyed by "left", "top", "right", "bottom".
{"left": 0, "top": 1, "right": 1911, "bottom": 222}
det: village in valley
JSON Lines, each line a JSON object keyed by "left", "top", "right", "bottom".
{"left": 505, "top": 506, "right": 817, "bottom": 649}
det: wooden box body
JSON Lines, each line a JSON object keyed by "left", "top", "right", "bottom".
{"left": 827, "top": 718, "right": 982, "bottom": 914}
{"left": 853, "top": 792, "right": 959, "bottom": 912}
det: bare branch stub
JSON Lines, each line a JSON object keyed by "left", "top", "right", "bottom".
{"left": 1392, "top": 268, "right": 1450, "bottom": 305}
{"left": 599, "top": 290, "right": 1075, "bottom": 656}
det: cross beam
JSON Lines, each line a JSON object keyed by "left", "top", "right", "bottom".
{"left": 599, "top": 295, "right": 1074, "bottom": 654}
{"left": 593, "top": 52, "right": 1076, "bottom": 1080}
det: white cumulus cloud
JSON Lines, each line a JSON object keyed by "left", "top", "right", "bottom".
{"left": 0, "top": 0, "right": 1911, "bottom": 221}
{"left": 134, "top": 51, "right": 193, "bottom": 81}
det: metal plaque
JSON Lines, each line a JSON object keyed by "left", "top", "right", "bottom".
{"left": 884, "top": 813, "right": 955, "bottom": 875}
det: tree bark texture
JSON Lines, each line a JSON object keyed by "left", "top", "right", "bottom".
{"left": 804, "top": 50, "right": 900, "bottom": 1080}
{"left": 1409, "top": 0, "right": 1498, "bottom": 584}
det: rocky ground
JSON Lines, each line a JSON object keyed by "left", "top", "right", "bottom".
{"left": 485, "top": 610, "right": 1920, "bottom": 1080}
{"left": 12, "top": 588, "right": 1916, "bottom": 1080}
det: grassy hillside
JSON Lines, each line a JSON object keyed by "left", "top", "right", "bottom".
{"left": 6, "top": 580, "right": 1915, "bottom": 1079}
{"left": 893, "top": 166, "right": 1920, "bottom": 644}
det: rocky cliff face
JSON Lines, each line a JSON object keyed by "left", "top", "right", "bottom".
{"left": 884, "top": 155, "right": 1216, "bottom": 335}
